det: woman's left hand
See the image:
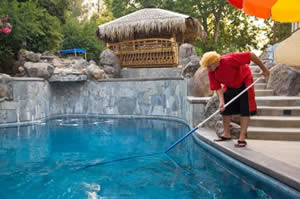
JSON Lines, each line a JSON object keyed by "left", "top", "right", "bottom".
{"left": 219, "top": 102, "right": 225, "bottom": 112}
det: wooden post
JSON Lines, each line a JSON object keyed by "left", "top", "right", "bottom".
{"left": 170, "top": 37, "right": 178, "bottom": 66}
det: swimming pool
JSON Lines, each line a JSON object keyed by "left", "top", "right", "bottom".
{"left": 0, "top": 117, "right": 298, "bottom": 198}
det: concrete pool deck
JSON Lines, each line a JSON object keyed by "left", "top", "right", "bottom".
{"left": 195, "top": 128, "right": 300, "bottom": 193}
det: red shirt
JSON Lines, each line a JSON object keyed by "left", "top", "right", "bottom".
{"left": 208, "top": 52, "right": 252, "bottom": 90}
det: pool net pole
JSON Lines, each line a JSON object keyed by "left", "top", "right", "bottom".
{"left": 164, "top": 75, "right": 265, "bottom": 153}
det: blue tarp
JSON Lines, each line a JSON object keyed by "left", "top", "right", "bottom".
{"left": 57, "top": 48, "right": 86, "bottom": 55}
{"left": 267, "top": 44, "right": 278, "bottom": 63}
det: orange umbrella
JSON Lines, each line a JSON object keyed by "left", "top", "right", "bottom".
{"left": 227, "top": 0, "right": 300, "bottom": 22}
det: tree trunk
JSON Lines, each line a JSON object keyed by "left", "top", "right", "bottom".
{"left": 213, "top": 3, "right": 224, "bottom": 45}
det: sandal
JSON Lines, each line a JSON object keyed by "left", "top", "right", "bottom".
{"left": 234, "top": 140, "right": 247, "bottom": 148}
{"left": 214, "top": 135, "right": 232, "bottom": 142}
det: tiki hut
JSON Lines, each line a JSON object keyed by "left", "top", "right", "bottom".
{"left": 96, "top": 8, "right": 205, "bottom": 68}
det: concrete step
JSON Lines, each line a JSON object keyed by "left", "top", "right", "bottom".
{"left": 257, "top": 106, "right": 300, "bottom": 116}
{"left": 247, "top": 126, "right": 300, "bottom": 141}
{"left": 253, "top": 78, "right": 265, "bottom": 83}
{"left": 249, "top": 116, "right": 300, "bottom": 128}
{"left": 251, "top": 68, "right": 261, "bottom": 74}
{"left": 254, "top": 83, "right": 267, "bottom": 90}
{"left": 256, "top": 96, "right": 300, "bottom": 106}
{"left": 187, "top": 96, "right": 300, "bottom": 106}
{"left": 252, "top": 73, "right": 262, "bottom": 78}
{"left": 255, "top": 89, "right": 273, "bottom": 96}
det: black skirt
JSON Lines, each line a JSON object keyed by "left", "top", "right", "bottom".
{"left": 222, "top": 84, "right": 256, "bottom": 116}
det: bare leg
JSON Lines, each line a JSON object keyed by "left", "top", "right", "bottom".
{"left": 239, "top": 116, "right": 249, "bottom": 141}
{"left": 222, "top": 115, "right": 232, "bottom": 137}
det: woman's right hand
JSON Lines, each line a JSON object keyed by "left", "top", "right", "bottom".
{"left": 262, "top": 70, "right": 270, "bottom": 82}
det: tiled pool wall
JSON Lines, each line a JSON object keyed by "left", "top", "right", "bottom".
{"left": 0, "top": 78, "right": 50, "bottom": 124}
{"left": 0, "top": 77, "right": 196, "bottom": 126}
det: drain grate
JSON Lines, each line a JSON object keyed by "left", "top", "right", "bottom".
{"left": 283, "top": 109, "right": 292, "bottom": 115}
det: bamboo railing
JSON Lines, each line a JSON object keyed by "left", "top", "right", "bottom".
{"left": 107, "top": 38, "right": 178, "bottom": 68}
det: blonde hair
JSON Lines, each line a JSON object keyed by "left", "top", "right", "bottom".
{"left": 200, "top": 51, "right": 221, "bottom": 68}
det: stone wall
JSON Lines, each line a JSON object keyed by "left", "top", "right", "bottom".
{"left": 0, "top": 77, "right": 192, "bottom": 126}
{"left": 0, "top": 78, "right": 50, "bottom": 124}
{"left": 120, "top": 68, "right": 182, "bottom": 79}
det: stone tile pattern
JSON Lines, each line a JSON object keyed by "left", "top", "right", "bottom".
{"left": 0, "top": 79, "right": 50, "bottom": 123}
{"left": 0, "top": 78, "right": 190, "bottom": 124}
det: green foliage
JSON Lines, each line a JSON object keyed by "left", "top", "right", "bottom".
{"left": 38, "top": 0, "right": 72, "bottom": 24}
{"left": 0, "top": 0, "right": 63, "bottom": 73}
{"left": 61, "top": 17, "right": 105, "bottom": 63}
{"left": 96, "top": 8, "right": 115, "bottom": 25}
{"left": 271, "top": 22, "right": 291, "bottom": 45}
{"left": 0, "top": 0, "right": 106, "bottom": 74}
{"left": 105, "top": 0, "right": 274, "bottom": 56}
{"left": 0, "top": 0, "right": 292, "bottom": 74}
{"left": 68, "top": 0, "right": 85, "bottom": 21}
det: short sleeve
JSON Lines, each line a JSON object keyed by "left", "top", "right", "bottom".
{"left": 208, "top": 71, "right": 221, "bottom": 90}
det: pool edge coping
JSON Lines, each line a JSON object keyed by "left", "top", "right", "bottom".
{"left": 0, "top": 114, "right": 190, "bottom": 129}
{"left": 194, "top": 128, "right": 300, "bottom": 193}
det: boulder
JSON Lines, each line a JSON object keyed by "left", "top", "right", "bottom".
{"left": 215, "top": 121, "right": 241, "bottom": 139}
{"left": 70, "top": 58, "right": 89, "bottom": 70}
{"left": 274, "top": 30, "right": 300, "bottom": 68}
{"left": 203, "top": 95, "right": 242, "bottom": 138}
{"left": 178, "top": 43, "right": 196, "bottom": 66}
{"left": 18, "top": 49, "right": 41, "bottom": 62}
{"left": 99, "top": 49, "right": 120, "bottom": 78}
{"left": 51, "top": 58, "right": 65, "bottom": 68}
{"left": 26, "top": 52, "right": 41, "bottom": 62}
{"left": 86, "top": 64, "right": 106, "bottom": 80}
{"left": 267, "top": 64, "right": 300, "bottom": 96}
{"left": 0, "top": 73, "right": 13, "bottom": 101}
{"left": 24, "top": 62, "right": 54, "bottom": 79}
{"left": 15, "top": 66, "right": 25, "bottom": 77}
{"left": 192, "top": 67, "right": 213, "bottom": 97}
{"left": 48, "top": 74, "right": 87, "bottom": 83}
{"left": 203, "top": 95, "right": 222, "bottom": 128}
{"left": 181, "top": 55, "right": 201, "bottom": 78}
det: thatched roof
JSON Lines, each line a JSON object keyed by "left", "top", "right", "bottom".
{"left": 96, "top": 8, "right": 205, "bottom": 43}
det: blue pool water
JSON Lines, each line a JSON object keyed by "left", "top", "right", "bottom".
{"left": 0, "top": 117, "right": 298, "bottom": 199}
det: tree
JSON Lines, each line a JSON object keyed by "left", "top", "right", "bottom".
{"left": 37, "top": 0, "right": 72, "bottom": 24}
{"left": 61, "top": 17, "right": 105, "bottom": 63}
{"left": 271, "top": 22, "right": 291, "bottom": 44}
{"left": 105, "top": 0, "right": 273, "bottom": 55}
{"left": 0, "top": 0, "right": 63, "bottom": 73}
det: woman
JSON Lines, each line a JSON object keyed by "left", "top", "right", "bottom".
{"left": 200, "top": 51, "right": 270, "bottom": 147}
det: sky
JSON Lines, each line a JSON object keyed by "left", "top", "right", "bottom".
{"left": 80, "top": 0, "right": 104, "bottom": 21}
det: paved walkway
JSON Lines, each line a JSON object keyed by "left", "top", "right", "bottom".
{"left": 195, "top": 128, "right": 300, "bottom": 193}
{"left": 247, "top": 140, "right": 300, "bottom": 169}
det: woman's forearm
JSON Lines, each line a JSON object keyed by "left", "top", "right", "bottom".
{"left": 216, "top": 88, "right": 225, "bottom": 112}
{"left": 216, "top": 89, "right": 224, "bottom": 104}
{"left": 250, "top": 52, "right": 268, "bottom": 73}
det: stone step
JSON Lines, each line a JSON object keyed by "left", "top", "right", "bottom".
{"left": 249, "top": 116, "right": 300, "bottom": 128}
{"left": 247, "top": 126, "right": 300, "bottom": 141}
{"left": 257, "top": 106, "right": 300, "bottom": 116}
{"left": 254, "top": 83, "right": 267, "bottom": 90}
{"left": 187, "top": 96, "right": 300, "bottom": 106}
{"left": 256, "top": 96, "right": 300, "bottom": 106}
{"left": 252, "top": 73, "right": 262, "bottom": 78}
{"left": 250, "top": 66, "right": 261, "bottom": 73}
{"left": 253, "top": 78, "right": 265, "bottom": 83}
{"left": 255, "top": 89, "right": 273, "bottom": 96}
